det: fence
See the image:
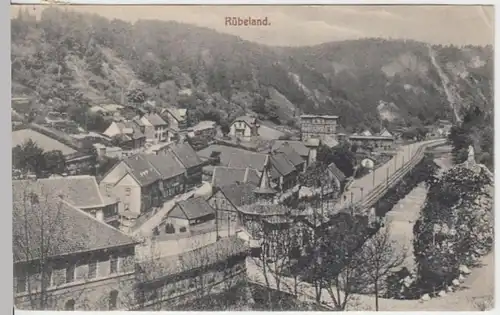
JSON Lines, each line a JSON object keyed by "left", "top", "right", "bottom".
{"left": 357, "top": 139, "right": 447, "bottom": 213}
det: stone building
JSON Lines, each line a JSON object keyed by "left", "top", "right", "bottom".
{"left": 300, "top": 114, "right": 339, "bottom": 143}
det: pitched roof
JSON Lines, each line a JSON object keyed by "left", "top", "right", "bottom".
{"left": 378, "top": 128, "right": 393, "bottom": 137}
{"left": 233, "top": 116, "right": 257, "bottom": 126}
{"left": 211, "top": 166, "right": 260, "bottom": 188}
{"left": 123, "top": 121, "right": 145, "bottom": 139}
{"left": 274, "top": 144, "right": 304, "bottom": 167}
{"left": 227, "top": 151, "right": 267, "bottom": 171}
{"left": 12, "top": 129, "right": 77, "bottom": 156}
{"left": 218, "top": 182, "right": 258, "bottom": 207}
{"left": 163, "top": 107, "right": 186, "bottom": 122}
{"left": 12, "top": 180, "right": 137, "bottom": 263}
{"left": 270, "top": 153, "right": 296, "bottom": 178}
{"left": 143, "top": 113, "right": 167, "bottom": 126}
{"left": 169, "top": 143, "right": 203, "bottom": 169}
{"left": 327, "top": 162, "right": 346, "bottom": 182}
{"left": 141, "top": 236, "right": 247, "bottom": 279}
{"left": 197, "top": 145, "right": 266, "bottom": 170}
{"left": 123, "top": 154, "right": 162, "bottom": 186}
{"left": 168, "top": 197, "right": 215, "bottom": 220}
{"left": 145, "top": 153, "right": 185, "bottom": 179}
{"left": 271, "top": 140, "right": 310, "bottom": 157}
{"left": 13, "top": 175, "right": 109, "bottom": 209}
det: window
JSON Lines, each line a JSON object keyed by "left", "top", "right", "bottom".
{"left": 88, "top": 260, "right": 97, "bottom": 279}
{"left": 165, "top": 223, "right": 175, "bottom": 234}
{"left": 16, "top": 272, "right": 27, "bottom": 293}
{"left": 65, "top": 299, "right": 75, "bottom": 311}
{"left": 179, "top": 226, "right": 187, "bottom": 233}
{"left": 110, "top": 255, "right": 119, "bottom": 274}
{"left": 125, "top": 188, "right": 131, "bottom": 196}
{"left": 65, "top": 264, "right": 75, "bottom": 283}
{"left": 106, "top": 184, "right": 113, "bottom": 196}
{"left": 124, "top": 203, "right": 130, "bottom": 211}
{"left": 109, "top": 290, "right": 118, "bottom": 310}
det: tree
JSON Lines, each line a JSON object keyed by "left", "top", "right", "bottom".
{"left": 316, "top": 214, "right": 370, "bottom": 310}
{"left": 317, "top": 144, "right": 356, "bottom": 178}
{"left": 12, "top": 139, "right": 46, "bottom": 177}
{"left": 43, "top": 150, "right": 65, "bottom": 176}
{"left": 127, "top": 88, "right": 146, "bottom": 106}
{"left": 127, "top": 238, "right": 166, "bottom": 310}
{"left": 13, "top": 184, "right": 88, "bottom": 310}
{"left": 358, "top": 226, "right": 406, "bottom": 311}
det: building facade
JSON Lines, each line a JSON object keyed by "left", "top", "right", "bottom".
{"left": 229, "top": 116, "right": 260, "bottom": 140}
{"left": 140, "top": 114, "right": 168, "bottom": 143}
{"left": 300, "top": 114, "right": 339, "bottom": 142}
{"left": 12, "top": 181, "right": 138, "bottom": 311}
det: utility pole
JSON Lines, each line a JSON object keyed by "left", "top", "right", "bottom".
{"left": 386, "top": 167, "right": 389, "bottom": 188}
{"left": 215, "top": 190, "right": 220, "bottom": 241}
{"left": 372, "top": 169, "right": 376, "bottom": 187}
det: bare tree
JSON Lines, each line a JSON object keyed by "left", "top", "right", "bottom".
{"left": 317, "top": 213, "right": 369, "bottom": 311}
{"left": 358, "top": 226, "right": 407, "bottom": 311}
{"left": 128, "top": 238, "right": 168, "bottom": 311}
{"left": 13, "top": 183, "right": 88, "bottom": 310}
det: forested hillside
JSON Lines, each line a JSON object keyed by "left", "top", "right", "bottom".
{"left": 11, "top": 7, "right": 493, "bottom": 132}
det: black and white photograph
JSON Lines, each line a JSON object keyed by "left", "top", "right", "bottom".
{"left": 10, "top": 3, "right": 494, "bottom": 312}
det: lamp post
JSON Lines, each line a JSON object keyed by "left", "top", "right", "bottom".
{"left": 360, "top": 187, "right": 364, "bottom": 200}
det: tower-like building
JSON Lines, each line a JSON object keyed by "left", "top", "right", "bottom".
{"left": 253, "top": 154, "right": 277, "bottom": 204}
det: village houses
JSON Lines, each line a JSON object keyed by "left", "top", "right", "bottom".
{"left": 103, "top": 119, "right": 146, "bottom": 150}
{"left": 161, "top": 107, "right": 188, "bottom": 132}
{"left": 99, "top": 152, "right": 186, "bottom": 216}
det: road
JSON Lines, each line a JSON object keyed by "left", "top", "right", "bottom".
{"left": 132, "top": 190, "right": 197, "bottom": 238}
{"left": 246, "top": 252, "right": 494, "bottom": 311}
{"left": 335, "top": 139, "right": 444, "bottom": 212}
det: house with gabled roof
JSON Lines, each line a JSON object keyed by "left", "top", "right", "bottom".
{"left": 273, "top": 142, "right": 306, "bottom": 172}
{"left": 13, "top": 179, "right": 138, "bottom": 310}
{"left": 270, "top": 152, "right": 299, "bottom": 191}
{"left": 140, "top": 113, "right": 168, "bottom": 143}
{"left": 211, "top": 166, "right": 260, "bottom": 189}
{"left": 229, "top": 116, "right": 260, "bottom": 140}
{"left": 161, "top": 107, "right": 188, "bottom": 131}
{"left": 166, "top": 143, "right": 204, "bottom": 190}
{"left": 99, "top": 152, "right": 186, "bottom": 217}
{"left": 15, "top": 175, "right": 121, "bottom": 228}
{"left": 103, "top": 120, "right": 146, "bottom": 149}
{"left": 271, "top": 140, "right": 310, "bottom": 162}
{"left": 158, "top": 197, "right": 216, "bottom": 235}
{"left": 378, "top": 127, "right": 393, "bottom": 138}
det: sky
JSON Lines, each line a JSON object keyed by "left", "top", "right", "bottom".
{"left": 11, "top": 4, "right": 494, "bottom": 47}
